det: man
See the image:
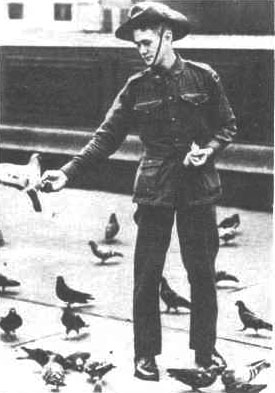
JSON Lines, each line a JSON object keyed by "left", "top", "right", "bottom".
{"left": 41, "top": 2, "right": 237, "bottom": 382}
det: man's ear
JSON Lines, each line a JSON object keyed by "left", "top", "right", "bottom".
{"left": 164, "top": 28, "right": 173, "bottom": 43}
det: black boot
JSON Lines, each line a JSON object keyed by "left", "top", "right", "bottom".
{"left": 195, "top": 348, "right": 227, "bottom": 369}
{"left": 134, "top": 356, "right": 159, "bottom": 381}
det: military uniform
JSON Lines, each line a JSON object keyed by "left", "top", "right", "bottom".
{"left": 62, "top": 54, "right": 237, "bottom": 359}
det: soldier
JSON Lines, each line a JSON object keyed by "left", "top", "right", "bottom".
{"left": 41, "top": 2, "right": 237, "bottom": 382}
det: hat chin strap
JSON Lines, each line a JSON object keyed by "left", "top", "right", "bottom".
{"left": 151, "top": 25, "right": 165, "bottom": 68}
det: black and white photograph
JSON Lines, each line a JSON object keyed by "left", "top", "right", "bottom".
{"left": 0, "top": 0, "right": 273, "bottom": 392}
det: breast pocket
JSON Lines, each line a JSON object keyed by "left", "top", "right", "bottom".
{"left": 133, "top": 99, "right": 164, "bottom": 124}
{"left": 179, "top": 93, "right": 212, "bottom": 141}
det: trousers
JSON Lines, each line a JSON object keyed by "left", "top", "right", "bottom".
{"left": 133, "top": 203, "right": 219, "bottom": 358}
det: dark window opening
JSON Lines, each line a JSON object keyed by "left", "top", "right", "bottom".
{"left": 8, "top": 3, "right": 23, "bottom": 19}
{"left": 54, "top": 3, "right": 72, "bottom": 21}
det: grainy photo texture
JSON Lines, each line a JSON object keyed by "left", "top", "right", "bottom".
{"left": 0, "top": 1, "right": 273, "bottom": 392}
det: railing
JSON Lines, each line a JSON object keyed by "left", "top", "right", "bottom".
{"left": 0, "top": 124, "right": 273, "bottom": 175}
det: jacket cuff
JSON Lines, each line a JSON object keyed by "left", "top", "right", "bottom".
{"left": 206, "top": 139, "right": 223, "bottom": 154}
{"left": 60, "top": 161, "right": 81, "bottom": 183}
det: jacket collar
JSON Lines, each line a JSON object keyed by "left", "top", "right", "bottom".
{"left": 150, "top": 53, "right": 185, "bottom": 79}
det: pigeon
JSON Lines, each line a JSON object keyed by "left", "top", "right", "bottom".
{"left": 225, "top": 383, "right": 267, "bottom": 393}
{"left": 235, "top": 301, "right": 273, "bottom": 334}
{"left": 0, "top": 153, "right": 42, "bottom": 212}
{"left": 0, "top": 273, "right": 21, "bottom": 293}
{"left": 55, "top": 276, "right": 95, "bottom": 305}
{"left": 0, "top": 308, "right": 23, "bottom": 335}
{"left": 160, "top": 277, "right": 191, "bottom": 313}
{"left": 218, "top": 213, "right": 240, "bottom": 229}
{"left": 42, "top": 355, "right": 66, "bottom": 391}
{"left": 221, "top": 359, "right": 271, "bottom": 391}
{"left": 215, "top": 270, "right": 239, "bottom": 283}
{"left": 85, "top": 361, "right": 116, "bottom": 383}
{"left": 63, "top": 351, "right": 91, "bottom": 372}
{"left": 17, "top": 346, "right": 65, "bottom": 368}
{"left": 93, "top": 379, "right": 104, "bottom": 392}
{"left": 88, "top": 240, "right": 123, "bottom": 264}
{"left": 219, "top": 227, "right": 238, "bottom": 244}
{"left": 105, "top": 213, "right": 120, "bottom": 242}
{"left": 168, "top": 364, "right": 226, "bottom": 390}
{"left": 61, "top": 304, "right": 89, "bottom": 335}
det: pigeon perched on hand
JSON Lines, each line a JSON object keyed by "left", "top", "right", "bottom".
{"left": 215, "top": 270, "right": 239, "bottom": 283}
{"left": 221, "top": 359, "right": 270, "bottom": 391}
{"left": 0, "top": 308, "right": 23, "bottom": 335}
{"left": 63, "top": 351, "right": 91, "bottom": 372}
{"left": 61, "top": 304, "right": 89, "bottom": 335}
{"left": 17, "top": 346, "right": 65, "bottom": 368}
{"left": 42, "top": 355, "right": 66, "bottom": 392}
{"left": 88, "top": 240, "right": 123, "bottom": 264}
{"left": 160, "top": 277, "right": 191, "bottom": 313}
{"left": 218, "top": 213, "right": 240, "bottom": 229}
{"left": 0, "top": 274, "right": 20, "bottom": 293}
{"left": 168, "top": 364, "right": 225, "bottom": 390}
{"left": 105, "top": 213, "right": 120, "bottom": 243}
{"left": 0, "top": 153, "right": 42, "bottom": 212}
{"left": 235, "top": 301, "right": 273, "bottom": 334}
{"left": 56, "top": 276, "right": 95, "bottom": 305}
{"left": 85, "top": 361, "right": 116, "bottom": 383}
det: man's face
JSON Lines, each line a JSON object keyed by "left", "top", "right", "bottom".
{"left": 133, "top": 28, "right": 166, "bottom": 67}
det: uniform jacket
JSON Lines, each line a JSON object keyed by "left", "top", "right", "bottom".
{"left": 62, "top": 54, "right": 237, "bottom": 207}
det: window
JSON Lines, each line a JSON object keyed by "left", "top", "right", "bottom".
{"left": 8, "top": 3, "right": 23, "bottom": 19}
{"left": 54, "top": 3, "right": 72, "bottom": 21}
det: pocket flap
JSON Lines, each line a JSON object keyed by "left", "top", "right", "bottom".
{"left": 133, "top": 99, "right": 163, "bottom": 113}
{"left": 180, "top": 93, "right": 209, "bottom": 106}
{"left": 140, "top": 158, "right": 164, "bottom": 169}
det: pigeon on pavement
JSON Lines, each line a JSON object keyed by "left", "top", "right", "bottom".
{"left": 42, "top": 355, "right": 66, "bottom": 391}
{"left": 63, "top": 351, "right": 91, "bottom": 372}
{"left": 0, "top": 308, "right": 23, "bottom": 335}
{"left": 219, "top": 227, "right": 238, "bottom": 244}
{"left": 85, "top": 361, "right": 116, "bottom": 383}
{"left": 0, "top": 274, "right": 20, "bottom": 293}
{"left": 56, "top": 276, "right": 95, "bottom": 305}
{"left": 215, "top": 270, "right": 239, "bottom": 283}
{"left": 105, "top": 213, "right": 120, "bottom": 243}
{"left": 168, "top": 364, "right": 225, "bottom": 390}
{"left": 218, "top": 213, "right": 240, "bottom": 229}
{"left": 235, "top": 301, "right": 273, "bottom": 334}
{"left": 61, "top": 304, "right": 89, "bottom": 335}
{"left": 17, "top": 346, "right": 65, "bottom": 368}
{"left": 160, "top": 277, "right": 191, "bottom": 313}
{"left": 0, "top": 153, "right": 42, "bottom": 212}
{"left": 221, "top": 359, "right": 270, "bottom": 391}
{"left": 88, "top": 240, "right": 123, "bottom": 264}
{"left": 225, "top": 383, "right": 267, "bottom": 393}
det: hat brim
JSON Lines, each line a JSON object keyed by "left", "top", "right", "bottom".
{"left": 115, "top": 10, "right": 190, "bottom": 42}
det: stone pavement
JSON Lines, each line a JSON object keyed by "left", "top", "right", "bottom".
{"left": 0, "top": 186, "right": 273, "bottom": 393}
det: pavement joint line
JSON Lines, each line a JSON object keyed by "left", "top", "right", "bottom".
{"left": 2, "top": 294, "right": 272, "bottom": 351}
{"left": 11, "top": 331, "right": 64, "bottom": 349}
